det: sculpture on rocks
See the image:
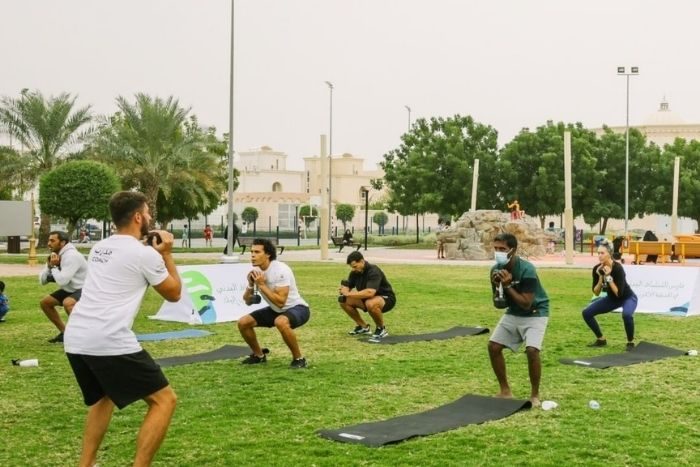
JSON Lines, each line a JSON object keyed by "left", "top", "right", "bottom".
{"left": 436, "top": 210, "right": 550, "bottom": 260}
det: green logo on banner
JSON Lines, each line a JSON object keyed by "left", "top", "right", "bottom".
{"left": 182, "top": 270, "right": 217, "bottom": 324}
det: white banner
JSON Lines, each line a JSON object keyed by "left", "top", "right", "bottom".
{"left": 151, "top": 264, "right": 267, "bottom": 324}
{"left": 623, "top": 265, "right": 700, "bottom": 316}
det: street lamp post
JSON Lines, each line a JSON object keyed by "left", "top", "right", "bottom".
{"left": 222, "top": 0, "right": 239, "bottom": 263}
{"left": 617, "top": 66, "right": 639, "bottom": 239}
{"left": 325, "top": 81, "right": 334, "bottom": 223}
{"left": 362, "top": 187, "right": 369, "bottom": 251}
{"left": 405, "top": 105, "right": 411, "bottom": 132}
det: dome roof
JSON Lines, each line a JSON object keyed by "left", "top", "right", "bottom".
{"left": 641, "top": 99, "right": 685, "bottom": 126}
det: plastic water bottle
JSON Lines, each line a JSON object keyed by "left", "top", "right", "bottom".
{"left": 541, "top": 400, "right": 558, "bottom": 411}
{"left": 12, "top": 359, "right": 39, "bottom": 367}
{"left": 588, "top": 400, "right": 600, "bottom": 410}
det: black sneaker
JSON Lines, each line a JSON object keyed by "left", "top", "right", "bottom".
{"left": 47, "top": 332, "right": 64, "bottom": 343}
{"left": 241, "top": 347, "right": 269, "bottom": 364}
{"left": 587, "top": 339, "right": 607, "bottom": 347}
{"left": 625, "top": 342, "right": 635, "bottom": 351}
{"left": 290, "top": 357, "right": 307, "bottom": 369}
{"left": 348, "top": 324, "right": 371, "bottom": 335}
{"left": 368, "top": 327, "right": 388, "bottom": 342}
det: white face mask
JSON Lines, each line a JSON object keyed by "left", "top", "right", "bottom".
{"left": 494, "top": 249, "right": 511, "bottom": 266}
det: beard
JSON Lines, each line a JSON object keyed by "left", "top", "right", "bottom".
{"left": 140, "top": 222, "right": 149, "bottom": 238}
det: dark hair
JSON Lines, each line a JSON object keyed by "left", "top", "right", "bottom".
{"left": 494, "top": 232, "right": 518, "bottom": 249}
{"left": 0, "top": 280, "right": 5, "bottom": 293}
{"left": 109, "top": 191, "right": 148, "bottom": 228}
{"left": 48, "top": 231, "right": 70, "bottom": 243}
{"left": 346, "top": 251, "right": 364, "bottom": 264}
{"left": 253, "top": 238, "right": 276, "bottom": 261}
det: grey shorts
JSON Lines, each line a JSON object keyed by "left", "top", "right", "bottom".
{"left": 490, "top": 314, "right": 548, "bottom": 352}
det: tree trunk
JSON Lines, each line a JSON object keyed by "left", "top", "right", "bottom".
{"left": 600, "top": 217, "right": 609, "bottom": 235}
{"left": 539, "top": 216, "right": 546, "bottom": 229}
{"left": 38, "top": 212, "right": 51, "bottom": 246}
{"left": 143, "top": 183, "right": 159, "bottom": 229}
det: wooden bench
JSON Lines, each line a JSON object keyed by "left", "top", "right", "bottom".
{"left": 675, "top": 242, "right": 700, "bottom": 262}
{"left": 331, "top": 236, "right": 361, "bottom": 253}
{"left": 237, "top": 237, "right": 285, "bottom": 255}
{"left": 627, "top": 241, "right": 673, "bottom": 264}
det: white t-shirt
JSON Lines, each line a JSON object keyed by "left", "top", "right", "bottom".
{"left": 64, "top": 235, "right": 169, "bottom": 356}
{"left": 257, "top": 260, "right": 308, "bottom": 313}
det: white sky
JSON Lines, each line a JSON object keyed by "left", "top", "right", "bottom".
{"left": 3, "top": 0, "right": 700, "bottom": 170}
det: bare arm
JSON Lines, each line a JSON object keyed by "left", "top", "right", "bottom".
{"left": 150, "top": 231, "right": 181, "bottom": 302}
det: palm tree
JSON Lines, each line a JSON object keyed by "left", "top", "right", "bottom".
{"left": 89, "top": 94, "right": 228, "bottom": 227}
{"left": 0, "top": 90, "right": 92, "bottom": 242}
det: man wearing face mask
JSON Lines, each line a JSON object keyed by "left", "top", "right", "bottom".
{"left": 487, "top": 233, "right": 549, "bottom": 408}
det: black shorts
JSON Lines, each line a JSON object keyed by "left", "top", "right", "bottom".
{"left": 50, "top": 289, "right": 82, "bottom": 304}
{"left": 66, "top": 350, "right": 169, "bottom": 409}
{"left": 364, "top": 295, "right": 396, "bottom": 313}
{"left": 250, "top": 305, "right": 310, "bottom": 329}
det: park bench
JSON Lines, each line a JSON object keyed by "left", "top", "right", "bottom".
{"left": 675, "top": 242, "right": 700, "bottom": 262}
{"left": 237, "top": 237, "right": 285, "bottom": 255}
{"left": 627, "top": 240, "right": 673, "bottom": 264}
{"left": 331, "top": 236, "right": 361, "bottom": 253}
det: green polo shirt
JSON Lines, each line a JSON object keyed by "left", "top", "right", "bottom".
{"left": 490, "top": 256, "right": 549, "bottom": 317}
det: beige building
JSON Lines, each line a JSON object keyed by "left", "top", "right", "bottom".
{"left": 205, "top": 146, "right": 387, "bottom": 232}
{"left": 596, "top": 98, "right": 700, "bottom": 147}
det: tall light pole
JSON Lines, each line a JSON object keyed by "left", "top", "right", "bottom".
{"left": 325, "top": 81, "right": 334, "bottom": 225}
{"left": 222, "top": 0, "right": 239, "bottom": 263}
{"left": 405, "top": 105, "right": 411, "bottom": 131}
{"left": 617, "top": 66, "right": 639, "bottom": 239}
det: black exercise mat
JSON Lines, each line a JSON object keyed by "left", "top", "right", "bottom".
{"left": 559, "top": 341, "right": 687, "bottom": 369}
{"left": 363, "top": 326, "right": 489, "bottom": 344}
{"left": 155, "top": 345, "right": 250, "bottom": 367}
{"left": 318, "top": 394, "right": 531, "bottom": 447}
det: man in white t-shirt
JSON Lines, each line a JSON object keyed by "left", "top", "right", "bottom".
{"left": 64, "top": 191, "right": 182, "bottom": 467}
{"left": 239, "top": 238, "right": 311, "bottom": 368}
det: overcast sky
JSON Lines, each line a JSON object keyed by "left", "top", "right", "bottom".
{"left": 3, "top": 0, "right": 700, "bottom": 170}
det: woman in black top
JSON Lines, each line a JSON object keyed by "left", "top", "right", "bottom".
{"left": 342, "top": 229, "right": 353, "bottom": 246}
{"left": 582, "top": 241, "right": 638, "bottom": 349}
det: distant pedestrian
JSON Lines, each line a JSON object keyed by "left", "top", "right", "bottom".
{"left": 181, "top": 224, "right": 188, "bottom": 248}
{"left": 0, "top": 281, "right": 9, "bottom": 322}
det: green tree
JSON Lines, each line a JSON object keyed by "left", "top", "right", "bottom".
{"left": 298, "top": 204, "right": 318, "bottom": 228}
{"left": 381, "top": 115, "right": 500, "bottom": 219}
{"left": 241, "top": 207, "right": 259, "bottom": 226}
{"left": 581, "top": 127, "right": 649, "bottom": 233}
{"left": 39, "top": 161, "right": 120, "bottom": 237}
{"left": 372, "top": 211, "right": 389, "bottom": 234}
{"left": 0, "top": 90, "right": 92, "bottom": 242}
{"left": 335, "top": 203, "right": 355, "bottom": 230}
{"left": 657, "top": 139, "right": 700, "bottom": 227}
{"left": 498, "top": 121, "right": 599, "bottom": 229}
{"left": 88, "top": 94, "right": 230, "bottom": 228}
{"left": 0, "top": 146, "right": 34, "bottom": 200}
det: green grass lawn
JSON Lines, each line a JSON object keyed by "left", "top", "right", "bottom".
{"left": 1, "top": 263, "right": 699, "bottom": 466}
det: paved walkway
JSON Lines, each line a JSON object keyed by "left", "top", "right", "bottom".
{"left": 2, "top": 246, "right": 661, "bottom": 277}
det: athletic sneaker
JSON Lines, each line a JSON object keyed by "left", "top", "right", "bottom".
{"left": 348, "top": 324, "right": 371, "bottom": 335}
{"left": 47, "top": 332, "right": 64, "bottom": 343}
{"left": 625, "top": 342, "right": 635, "bottom": 351}
{"left": 290, "top": 357, "right": 307, "bottom": 369}
{"left": 587, "top": 339, "right": 607, "bottom": 347}
{"left": 368, "top": 327, "right": 388, "bottom": 342}
{"left": 241, "top": 353, "right": 267, "bottom": 364}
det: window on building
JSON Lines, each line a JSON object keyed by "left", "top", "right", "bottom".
{"left": 272, "top": 182, "right": 282, "bottom": 192}
{"left": 278, "top": 204, "right": 296, "bottom": 230}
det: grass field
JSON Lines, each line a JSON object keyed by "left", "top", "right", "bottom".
{"left": 1, "top": 263, "right": 699, "bottom": 466}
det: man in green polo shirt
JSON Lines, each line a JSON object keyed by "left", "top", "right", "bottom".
{"left": 488, "top": 232, "right": 549, "bottom": 408}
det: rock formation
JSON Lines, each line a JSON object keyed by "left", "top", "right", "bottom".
{"left": 437, "top": 210, "right": 552, "bottom": 260}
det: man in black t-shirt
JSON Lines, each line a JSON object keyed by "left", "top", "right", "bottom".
{"left": 338, "top": 251, "right": 396, "bottom": 341}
